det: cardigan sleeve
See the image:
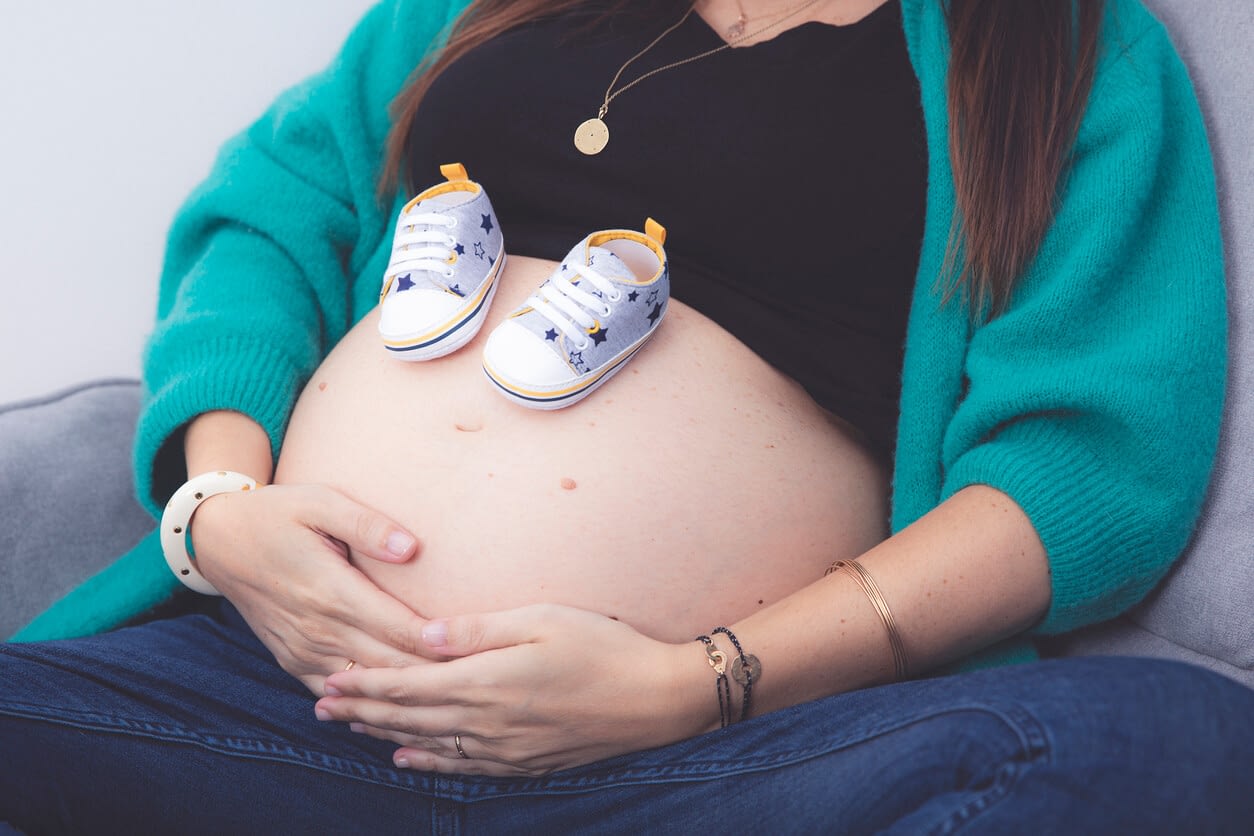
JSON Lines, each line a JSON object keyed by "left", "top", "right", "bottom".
{"left": 133, "top": 0, "right": 465, "bottom": 516}
{"left": 938, "top": 14, "right": 1227, "bottom": 635}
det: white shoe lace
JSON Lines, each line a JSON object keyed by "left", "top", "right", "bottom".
{"left": 529, "top": 265, "right": 623, "bottom": 351}
{"left": 385, "top": 211, "right": 458, "bottom": 291}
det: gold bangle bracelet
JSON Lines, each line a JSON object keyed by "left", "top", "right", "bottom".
{"left": 826, "top": 559, "right": 910, "bottom": 680}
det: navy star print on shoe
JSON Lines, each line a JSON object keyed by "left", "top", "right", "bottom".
{"left": 482, "top": 219, "right": 669, "bottom": 410}
{"left": 377, "top": 162, "right": 505, "bottom": 361}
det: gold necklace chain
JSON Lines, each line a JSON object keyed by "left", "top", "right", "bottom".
{"left": 573, "top": 0, "right": 830, "bottom": 156}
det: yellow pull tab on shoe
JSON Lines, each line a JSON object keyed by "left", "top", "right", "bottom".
{"left": 440, "top": 162, "right": 469, "bottom": 182}
{"left": 644, "top": 217, "right": 666, "bottom": 246}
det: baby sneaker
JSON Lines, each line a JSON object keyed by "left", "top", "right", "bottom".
{"left": 378, "top": 162, "right": 505, "bottom": 360}
{"left": 482, "top": 219, "right": 669, "bottom": 409}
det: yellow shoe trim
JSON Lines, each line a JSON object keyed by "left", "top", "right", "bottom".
{"left": 440, "top": 162, "right": 469, "bottom": 182}
{"left": 644, "top": 217, "right": 666, "bottom": 246}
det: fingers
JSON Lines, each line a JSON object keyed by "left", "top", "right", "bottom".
{"left": 400, "top": 749, "right": 534, "bottom": 777}
{"left": 392, "top": 746, "right": 534, "bottom": 778}
{"left": 333, "top": 578, "right": 441, "bottom": 662}
{"left": 316, "top": 690, "right": 464, "bottom": 744}
{"left": 316, "top": 664, "right": 493, "bottom": 753}
{"left": 242, "top": 563, "right": 436, "bottom": 671}
{"left": 311, "top": 487, "right": 421, "bottom": 564}
{"left": 345, "top": 721, "right": 418, "bottom": 748}
{"left": 419, "top": 605, "right": 550, "bottom": 657}
{"left": 298, "top": 673, "right": 326, "bottom": 697}
{"left": 322, "top": 661, "right": 466, "bottom": 707}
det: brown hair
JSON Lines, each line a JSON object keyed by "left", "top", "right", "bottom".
{"left": 946, "top": 0, "right": 1103, "bottom": 313}
{"left": 381, "top": 0, "right": 1104, "bottom": 313}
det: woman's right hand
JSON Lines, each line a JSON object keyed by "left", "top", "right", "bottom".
{"left": 189, "top": 482, "right": 436, "bottom": 696}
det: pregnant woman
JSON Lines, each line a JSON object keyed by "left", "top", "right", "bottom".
{"left": 3, "top": 0, "right": 1253, "bottom": 832}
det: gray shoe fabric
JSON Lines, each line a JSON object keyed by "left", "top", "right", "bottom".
{"left": 483, "top": 230, "right": 669, "bottom": 408}
{"left": 378, "top": 172, "right": 505, "bottom": 358}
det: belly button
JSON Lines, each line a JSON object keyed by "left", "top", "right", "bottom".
{"left": 454, "top": 420, "right": 484, "bottom": 433}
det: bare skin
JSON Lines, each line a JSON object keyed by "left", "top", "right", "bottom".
{"left": 697, "top": 0, "right": 893, "bottom": 46}
{"left": 275, "top": 255, "right": 890, "bottom": 642}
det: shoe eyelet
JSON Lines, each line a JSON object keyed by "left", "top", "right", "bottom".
{"left": 577, "top": 341, "right": 591, "bottom": 351}
{"left": 447, "top": 217, "right": 459, "bottom": 228}
{"left": 444, "top": 269, "right": 455, "bottom": 278}
{"left": 609, "top": 291, "right": 623, "bottom": 302}
{"left": 446, "top": 235, "right": 457, "bottom": 247}
{"left": 600, "top": 305, "right": 612, "bottom": 318}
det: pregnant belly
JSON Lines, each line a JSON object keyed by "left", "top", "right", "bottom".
{"left": 275, "top": 256, "right": 889, "bottom": 642}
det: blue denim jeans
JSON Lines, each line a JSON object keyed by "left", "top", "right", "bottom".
{"left": 2, "top": 601, "right": 1252, "bottom": 835}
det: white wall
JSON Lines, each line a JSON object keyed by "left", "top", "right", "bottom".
{"left": 0, "top": 0, "right": 377, "bottom": 403}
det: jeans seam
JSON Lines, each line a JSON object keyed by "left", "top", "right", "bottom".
{"left": 0, "top": 702, "right": 430, "bottom": 794}
{"left": 1, "top": 696, "right": 1054, "bottom": 809}
{"left": 924, "top": 701, "right": 1052, "bottom": 835}
{"left": 444, "top": 701, "right": 1055, "bottom": 804}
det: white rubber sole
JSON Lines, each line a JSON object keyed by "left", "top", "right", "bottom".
{"left": 379, "top": 248, "right": 506, "bottom": 361}
{"left": 481, "top": 316, "right": 662, "bottom": 409}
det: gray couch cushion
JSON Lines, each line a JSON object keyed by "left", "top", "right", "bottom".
{"left": 1051, "top": 0, "right": 1254, "bottom": 687}
{"left": 0, "top": 380, "right": 153, "bottom": 638}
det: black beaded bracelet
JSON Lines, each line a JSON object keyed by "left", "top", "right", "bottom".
{"left": 695, "top": 629, "right": 762, "bottom": 728}
{"left": 713, "top": 626, "right": 761, "bottom": 722}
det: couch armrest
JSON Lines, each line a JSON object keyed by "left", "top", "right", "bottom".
{"left": 0, "top": 379, "right": 154, "bottom": 638}
{"left": 1041, "top": 0, "right": 1254, "bottom": 692}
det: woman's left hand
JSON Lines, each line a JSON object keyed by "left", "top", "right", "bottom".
{"left": 314, "top": 604, "right": 714, "bottom": 776}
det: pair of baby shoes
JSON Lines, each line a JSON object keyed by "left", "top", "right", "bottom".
{"left": 378, "top": 163, "right": 669, "bottom": 409}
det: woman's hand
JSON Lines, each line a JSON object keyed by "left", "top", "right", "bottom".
{"left": 314, "top": 604, "right": 717, "bottom": 776}
{"left": 191, "top": 482, "right": 438, "bottom": 695}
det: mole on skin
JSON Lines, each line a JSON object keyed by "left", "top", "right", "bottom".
{"left": 560, "top": 477, "right": 577, "bottom": 491}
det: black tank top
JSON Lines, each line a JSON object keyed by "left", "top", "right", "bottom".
{"left": 407, "top": 0, "right": 925, "bottom": 460}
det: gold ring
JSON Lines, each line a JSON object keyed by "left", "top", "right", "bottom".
{"left": 454, "top": 734, "right": 469, "bottom": 759}
{"left": 344, "top": 659, "right": 357, "bottom": 671}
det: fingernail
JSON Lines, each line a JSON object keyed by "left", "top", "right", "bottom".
{"left": 386, "top": 531, "right": 415, "bottom": 557}
{"left": 349, "top": 722, "right": 365, "bottom": 733}
{"left": 395, "top": 754, "right": 410, "bottom": 769}
{"left": 324, "top": 683, "right": 342, "bottom": 697}
{"left": 315, "top": 707, "right": 332, "bottom": 721}
{"left": 422, "top": 621, "right": 448, "bottom": 647}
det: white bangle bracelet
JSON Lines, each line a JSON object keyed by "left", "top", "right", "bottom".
{"left": 160, "top": 470, "right": 258, "bottom": 595}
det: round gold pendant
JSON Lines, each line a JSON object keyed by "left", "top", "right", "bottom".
{"left": 574, "top": 118, "right": 610, "bottom": 156}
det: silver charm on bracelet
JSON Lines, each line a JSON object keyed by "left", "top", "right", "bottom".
{"left": 730, "top": 653, "right": 762, "bottom": 687}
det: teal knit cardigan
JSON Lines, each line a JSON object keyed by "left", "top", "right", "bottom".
{"left": 17, "top": 0, "right": 1226, "bottom": 671}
